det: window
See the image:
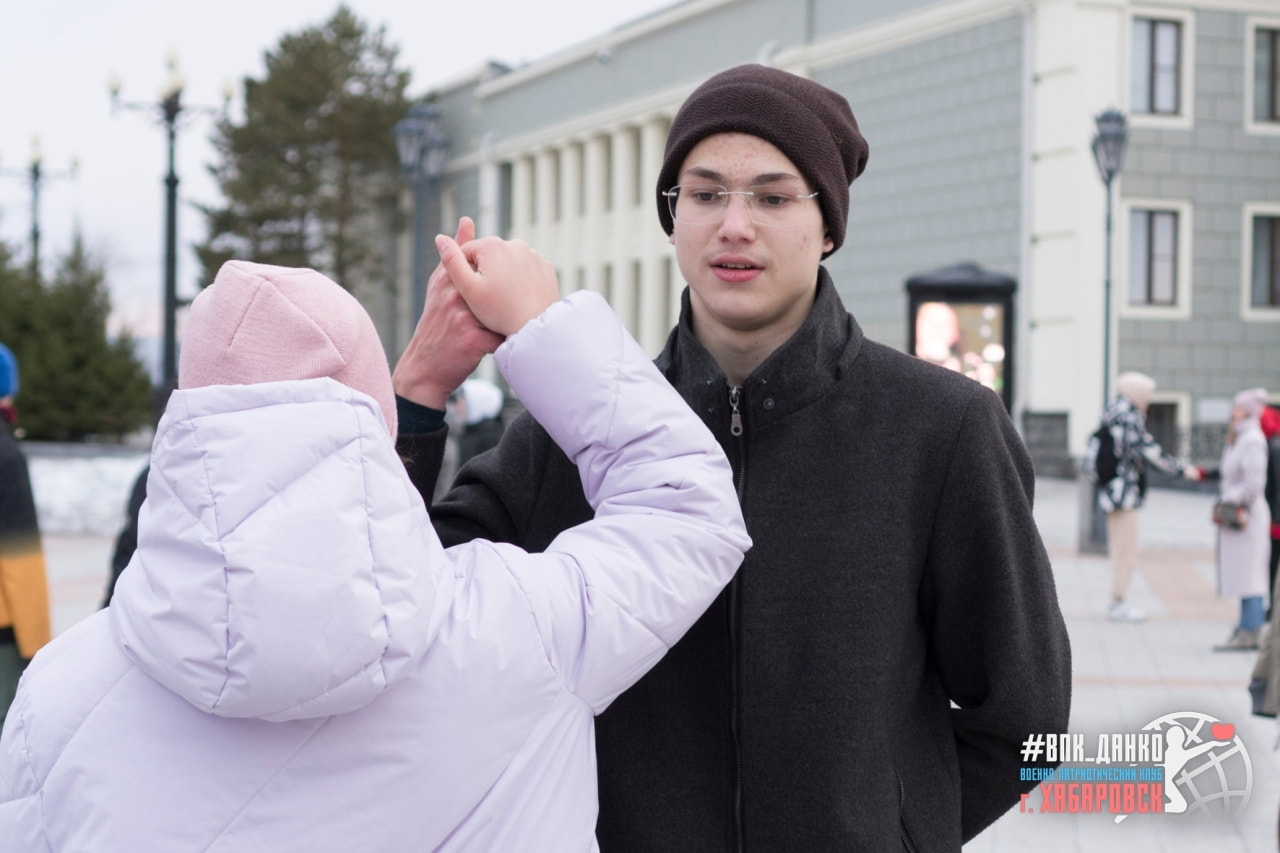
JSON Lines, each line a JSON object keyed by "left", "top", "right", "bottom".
{"left": 1132, "top": 17, "right": 1181, "bottom": 115}
{"left": 629, "top": 128, "right": 644, "bottom": 209}
{"left": 525, "top": 156, "right": 538, "bottom": 227}
{"left": 498, "top": 163, "right": 513, "bottom": 238}
{"left": 575, "top": 142, "right": 587, "bottom": 218}
{"left": 1129, "top": 209, "right": 1178, "bottom": 306}
{"left": 1121, "top": 199, "right": 1191, "bottom": 317}
{"left": 1251, "top": 214, "right": 1280, "bottom": 309}
{"left": 602, "top": 136, "right": 614, "bottom": 213}
{"left": 549, "top": 150, "right": 562, "bottom": 223}
{"left": 1256, "top": 28, "right": 1279, "bottom": 124}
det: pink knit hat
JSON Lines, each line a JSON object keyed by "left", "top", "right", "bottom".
{"left": 179, "top": 261, "right": 397, "bottom": 438}
{"left": 1233, "top": 387, "right": 1268, "bottom": 419}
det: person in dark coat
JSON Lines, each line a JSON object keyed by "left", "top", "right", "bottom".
{"left": 391, "top": 64, "right": 1072, "bottom": 851}
{"left": 454, "top": 378, "right": 506, "bottom": 467}
{"left": 1261, "top": 405, "right": 1280, "bottom": 617}
{"left": 0, "top": 344, "right": 51, "bottom": 726}
{"left": 100, "top": 464, "right": 148, "bottom": 609}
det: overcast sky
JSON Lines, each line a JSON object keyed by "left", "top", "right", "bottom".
{"left": 1, "top": 0, "right": 680, "bottom": 341}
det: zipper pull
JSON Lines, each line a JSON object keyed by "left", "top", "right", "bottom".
{"left": 728, "top": 386, "right": 743, "bottom": 437}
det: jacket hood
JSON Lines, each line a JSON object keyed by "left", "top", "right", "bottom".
{"left": 110, "top": 378, "right": 451, "bottom": 722}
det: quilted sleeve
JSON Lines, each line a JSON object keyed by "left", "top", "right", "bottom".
{"left": 0, "top": 686, "right": 46, "bottom": 849}
{"left": 492, "top": 292, "right": 751, "bottom": 711}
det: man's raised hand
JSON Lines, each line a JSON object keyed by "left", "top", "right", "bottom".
{"left": 391, "top": 216, "right": 504, "bottom": 410}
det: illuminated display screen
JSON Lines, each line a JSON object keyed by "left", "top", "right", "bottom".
{"left": 914, "top": 301, "right": 1006, "bottom": 395}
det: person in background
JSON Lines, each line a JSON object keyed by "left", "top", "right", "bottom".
{"left": 100, "top": 464, "right": 147, "bottom": 609}
{"left": 391, "top": 64, "right": 1071, "bottom": 850}
{"left": 0, "top": 248, "right": 749, "bottom": 851}
{"left": 1245, "top": 405, "right": 1280, "bottom": 711}
{"left": 1208, "top": 388, "right": 1271, "bottom": 652}
{"left": 1260, "top": 405, "right": 1280, "bottom": 620}
{"left": 0, "top": 343, "right": 51, "bottom": 727}
{"left": 1098, "top": 371, "right": 1203, "bottom": 622}
{"left": 454, "top": 378, "right": 506, "bottom": 467}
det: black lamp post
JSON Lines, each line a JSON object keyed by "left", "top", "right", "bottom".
{"left": 1090, "top": 108, "right": 1128, "bottom": 409}
{"left": 0, "top": 137, "right": 77, "bottom": 281}
{"left": 110, "top": 54, "right": 229, "bottom": 413}
{"left": 395, "top": 103, "right": 450, "bottom": 318}
{"left": 1079, "top": 108, "right": 1130, "bottom": 556}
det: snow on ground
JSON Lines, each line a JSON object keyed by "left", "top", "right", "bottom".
{"left": 22, "top": 443, "right": 150, "bottom": 537}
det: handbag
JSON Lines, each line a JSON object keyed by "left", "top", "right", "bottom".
{"left": 1212, "top": 501, "right": 1250, "bottom": 530}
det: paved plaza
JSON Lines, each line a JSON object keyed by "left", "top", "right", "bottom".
{"left": 40, "top": 475, "right": 1277, "bottom": 852}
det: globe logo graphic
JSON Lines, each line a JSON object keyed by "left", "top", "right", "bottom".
{"left": 1141, "top": 711, "right": 1252, "bottom": 818}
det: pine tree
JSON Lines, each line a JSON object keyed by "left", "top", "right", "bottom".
{"left": 0, "top": 241, "right": 38, "bottom": 349}
{"left": 196, "top": 5, "right": 411, "bottom": 289}
{"left": 0, "top": 238, "right": 151, "bottom": 441}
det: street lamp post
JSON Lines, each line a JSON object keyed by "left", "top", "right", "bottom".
{"left": 0, "top": 137, "right": 77, "bottom": 281}
{"left": 110, "top": 54, "right": 230, "bottom": 413}
{"left": 394, "top": 103, "right": 450, "bottom": 318}
{"left": 1080, "top": 108, "right": 1130, "bottom": 555}
{"left": 1091, "top": 108, "right": 1129, "bottom": 410}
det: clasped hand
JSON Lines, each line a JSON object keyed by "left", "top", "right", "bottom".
{"left": 391, "top": 216, "right": 560, "bottom": 409}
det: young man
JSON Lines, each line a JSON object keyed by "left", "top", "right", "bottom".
{"left": 394, "top": 64, "right": 1072, "bottom": 850}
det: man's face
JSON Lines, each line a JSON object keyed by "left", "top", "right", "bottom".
{"left": 671, "top": 133, "right": 833, "bottom": 348}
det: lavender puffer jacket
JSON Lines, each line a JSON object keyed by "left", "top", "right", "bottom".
{"left": 0, "top": 292, "right": 749, "bottom": 852}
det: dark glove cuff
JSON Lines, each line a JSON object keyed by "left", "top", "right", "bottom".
{"left": 395, "top": 394, "right": 447, "bottom": 435}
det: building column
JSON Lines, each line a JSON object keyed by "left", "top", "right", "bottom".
{"left": 476, "top": 132, "right": 501, "bottom": 242}
{"left": 534, "top": 149, "right": 557, "bottom": 253}
{"left": 561, "top": 142, "right": 583, "bottom": 293}
{"left": 511, "top": 156, "right": 534, "bottom": 240}
{"left": 638, "top": 118, "right": 671, "bottom": 354}
{"left": 610, "top": 127, "right": 639, "bottom": 334}
{"left": 583, "top": 135, "right": 609, "bottom": 295}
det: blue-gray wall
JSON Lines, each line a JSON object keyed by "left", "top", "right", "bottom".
{"left": 816, "top": 14, "right": 1025, "bottom": 347}
{"left": 1119, "top": 11, "right": 1280, "bottom": 405}
{"left": 477, "top": 0, "right": 810, "bottom": 139}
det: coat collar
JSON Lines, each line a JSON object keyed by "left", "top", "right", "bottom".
{"left": 655, "top": 267, "right": 863, "bottom": 432}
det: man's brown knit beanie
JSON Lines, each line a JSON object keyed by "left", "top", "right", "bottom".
{"left": 656, "top": 64, "right": 869, "bottom": 258}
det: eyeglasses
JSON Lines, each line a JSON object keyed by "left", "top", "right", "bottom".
{"left": 663, "top": 184, "right": 820, "bottom": 227}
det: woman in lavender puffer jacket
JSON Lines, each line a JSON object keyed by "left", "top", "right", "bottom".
{"left": 0, "top": 237, "right": 749, "bottom": 852}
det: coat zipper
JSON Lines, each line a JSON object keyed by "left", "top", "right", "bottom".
{"left": 729, "top": 385, "right": 744, "bottom": 438}
{"left": 898, "top": 773, "right": 919, "bottom": 853}
{"left": 727, "top": 385, "right": 745, "bottom": 851}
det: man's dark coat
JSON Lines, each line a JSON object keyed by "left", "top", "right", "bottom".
{"left": 398, "top": 270, "right": 1071, "bottom": 851}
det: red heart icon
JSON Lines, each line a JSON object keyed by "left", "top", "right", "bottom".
{"left": 1211, "top": 723, "right": 1235, "bottom": 741}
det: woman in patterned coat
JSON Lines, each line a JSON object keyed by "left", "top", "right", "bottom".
{"left": 1097, "top": 371, "right": 1201, "bottom": 621}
